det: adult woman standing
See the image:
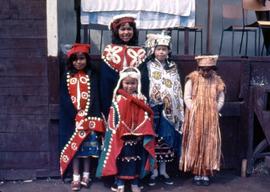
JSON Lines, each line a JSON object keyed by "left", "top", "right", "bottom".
{"left": 100, "top": 14, "right": 146, "bottom": 118}
{"left": 99, "top": 14, "right": 146, "bottom": 191}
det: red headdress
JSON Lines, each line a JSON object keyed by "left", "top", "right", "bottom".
{"left": 109, "top": 14, "right": 136, "bottom": 31}
{"left": 67, "top": 43, "right": 90, "bottom": 58}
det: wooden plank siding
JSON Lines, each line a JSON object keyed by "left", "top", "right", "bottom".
{"left": 0, "top": 0, "right": 51, "bottom": 180}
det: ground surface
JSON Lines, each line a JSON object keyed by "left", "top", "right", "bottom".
{"left": 1, "top": 171, "right": 270, "bottom": 192}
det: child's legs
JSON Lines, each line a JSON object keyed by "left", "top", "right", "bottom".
{"left": 73, "top": 157, "right": 90, "bottom": 176}
{"left": 150, "top": 162, "right": 168, "bottom": 178}
{"left": 83, "top": 157, "right": 90, "bottom": 173}
{"left": 150, "top": 168, "right": 158, "bottom": 178}
{"left": 73, "top": 157, "right": 80, "bottom": 175}
{"left": 116, "top": 178, "right": 125, "bottom": 187}
{"left": 159, "top": 162, "right": 168, "bottom": 177}
{"left": 130, "top": 178, "right": 139, "bottom": 185}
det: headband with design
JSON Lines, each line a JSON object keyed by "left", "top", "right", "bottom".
{"left": 109, "top": 14, "right": 136, "bottom": 31}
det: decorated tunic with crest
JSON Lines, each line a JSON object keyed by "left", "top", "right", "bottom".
{"left": 102, "top": 44, "right": 146, "bottom": 72}
{"left": 148, "top": 59, "right": 184, "bottom": 129}
{"left": 96, "top": 89, "right": 156, "bottom": 179}
{"left": 59, "top": 70, "right": 105, "bottom": 176}
{"left": 100, "top": 44, "right": 146, "bottom": 118}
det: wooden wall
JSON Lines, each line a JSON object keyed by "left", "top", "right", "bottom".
{"left": 0, "top": 0, "right": 53, "bottom": 180}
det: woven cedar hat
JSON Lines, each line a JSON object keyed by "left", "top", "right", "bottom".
{"left": 195, "top": 55, "right": 218, "bottom": 67}
{"left": 67, "top": 43, "right": 90, "bottom": 58}
{"left": 109, "top": 14, "right": 136, "bottom": 31}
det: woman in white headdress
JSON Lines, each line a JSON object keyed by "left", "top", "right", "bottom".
{"left": 100, "top": 14, "right": 146, "bottom": 119}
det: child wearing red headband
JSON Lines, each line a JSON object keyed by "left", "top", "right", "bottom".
{"left": 59, "top": 43, "right": 105, "bottom": 191}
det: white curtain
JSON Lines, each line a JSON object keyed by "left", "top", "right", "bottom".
{"left": 81, "top": 0, "right": 195, "bottom": 29}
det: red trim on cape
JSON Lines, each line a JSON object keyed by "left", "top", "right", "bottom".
{"left": 60, "top": 72, "right": 105, "bottom": 176}
{"left": 60, "top": 119, "right": 104, "bottom": 176}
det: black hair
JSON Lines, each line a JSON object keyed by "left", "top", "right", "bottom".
{"left": 111, "top": 22, "right": 138, "bottom": 46}
{"left": 66, "top": 52, "right": 91, "bottom": 74}
{"left": 148, "top": 45, "right": 173, "bottom": 70}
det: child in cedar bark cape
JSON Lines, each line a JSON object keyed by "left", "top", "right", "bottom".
{"left": 180, "top": 55, "right": 225, "bottom": 186}
{"left": 139, "top": 32, "right": 184, "bottom": 186}
{"left": 96, "top": 67, "right": 156, "bottom": 192}
{"left": 59, "top": 43, "right": 105, "bottom": 191}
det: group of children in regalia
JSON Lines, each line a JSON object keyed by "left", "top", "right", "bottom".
{"left": 59, "top": 14, "right": 225, "bottom": 192}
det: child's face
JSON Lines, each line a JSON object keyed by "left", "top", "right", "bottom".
{"left": 121, "top": 76, "right": 138, "bottom": 94}
{"left": 154, "top": 45, "right": 169, "bottom": 62}
{"left": 72, "top": 53, "right": 87, "bottom": 70}
{"left": 118, "top": 23, "right": 134, "bottom": 43}
{"left": 198, "top": 67, "right": 215, "bottom": 78}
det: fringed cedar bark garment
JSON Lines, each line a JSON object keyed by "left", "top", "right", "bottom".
{"left": 180, "top": 71, "right": 225, "bottom": 176}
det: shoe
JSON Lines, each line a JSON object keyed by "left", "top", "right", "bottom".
{"left": 148, "top": 177, "right": 156, "bottom": 186}
{"left": 160, "top": 175, "right": 174, "bottom": 185}
{"left": 111, "top": 182, "right": 117, "bottom": 191}
{"left": 131, "top": 184, "right": 141, "bottom": 192}
{"left": 81, "top": 177, "right": 91, "bottom": 188}
{"left": 192, "top": 176, "right": 201, "bottom": 186}
{"left": 71, "top": 180, "right": 81, "bottom": 191}
{"left": 201, "top": 176, "right": 210, "bottom": 186}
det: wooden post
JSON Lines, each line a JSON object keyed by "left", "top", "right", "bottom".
{"left": 184, "top": 28, "right": 190, "bottom": 55}
{"left": 75, "top": 0, "right": 81, "bottom": 43}
{"left": 206, "top": 0, "right": 213, "bottom": 54}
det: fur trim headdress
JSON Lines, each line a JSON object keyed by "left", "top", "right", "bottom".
{"left": 113, "top": 67, "right": 143, "bottom": 99}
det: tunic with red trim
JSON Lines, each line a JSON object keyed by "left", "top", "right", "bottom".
{"left": 100, "top": 44, "right": 146, "bottom": 118}
{"left": 96, "top": 89, "right": 156, "bottom": 179}
{"left": 59, "top": 69, "right": 105, "bottom": 176}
